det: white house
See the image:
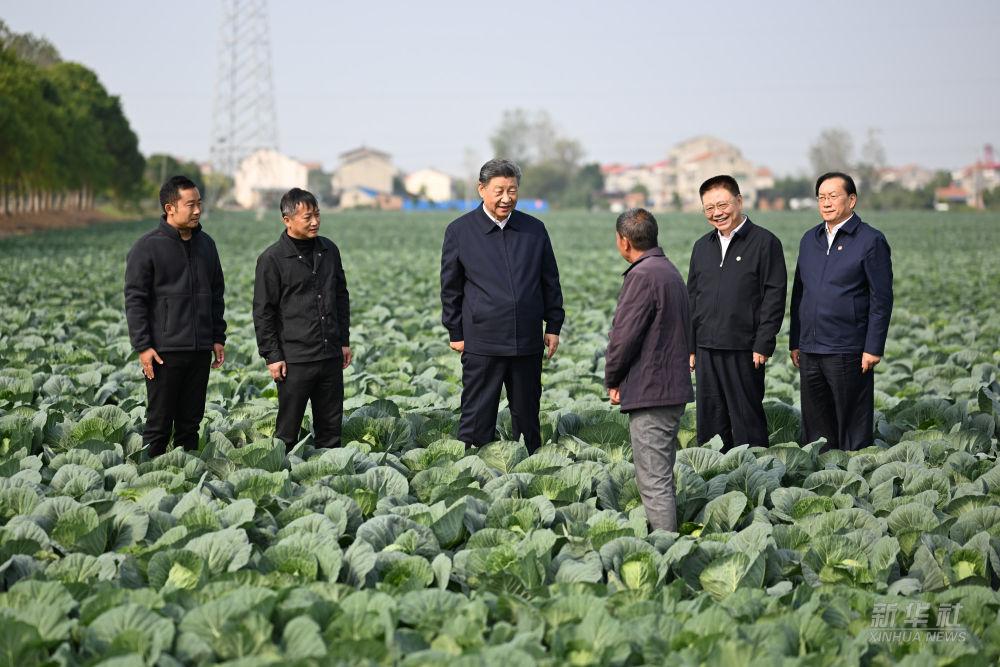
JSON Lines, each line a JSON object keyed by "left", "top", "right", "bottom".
{"left": 404, "top": 168, "right": 452, "bottom": 202}
{"left": 234, "top": 149, "right": 309, "bottom": 209}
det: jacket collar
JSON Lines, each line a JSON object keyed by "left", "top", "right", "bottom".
{"left": 158, "top": 215, "right": 201, "bottom": 240}
{"left": 623, "top": 246, "right": 665, "bottom": 275}
{"left": 279, "top": 230, "right": 330, "bottom": 257}
{"left": 475, "top": 204, "right": 521, "bottom": 234}
{"left": 814, "top": 212, "right": 861, "bottom": 242}
{"left": 707, "top": 217, "right": 754, "bottom": 244}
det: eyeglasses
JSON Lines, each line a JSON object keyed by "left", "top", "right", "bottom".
{"left": 703, "top": 200, "right": 735, "bottom": 215}
{"left": 816, "top": 193, "right": 846, "bottom": 204}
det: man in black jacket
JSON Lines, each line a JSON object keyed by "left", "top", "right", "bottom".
{"left": 124, "top": 175, "right": 226, "bottom": 457}
{"left": 253, "top": 188, "right": 351, "bottom": 450}
{"left": 440, "top": 159, "right": 564, "bottom": 452}
{"left": 606, "top": 208, "right": 693, "bottom": 532}
{"left": 687, "top": 175, "right": 786, "bottom": 450}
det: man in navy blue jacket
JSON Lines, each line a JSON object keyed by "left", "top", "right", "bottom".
{"left": 790, "top": 172, "right": 893, "bottom": 451}
{"left": 440, "top": 159, "right": 564, "bottom": 452}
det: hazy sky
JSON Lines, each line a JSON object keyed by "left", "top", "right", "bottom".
{"left": 3, "top": 0, "right": 998, "bottom": 176}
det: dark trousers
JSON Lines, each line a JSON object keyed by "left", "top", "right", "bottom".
{"left": 799, "top": 351, "right": 874, "bottom": 452}
{"left": 143, "top": 350, "right": 212, "bottom": 457}
{"left": 458, "top": 352, "right": 542, "bottom": 451}
{"left": 275, "top": 357, "right": 344, "bottom": 449}
{"left": 695, "top": 347, "right": 768, "bottom": 449}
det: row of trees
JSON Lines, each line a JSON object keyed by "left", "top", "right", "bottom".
{"left": 490, "top": 109, "right": 604, "bottom": 209}
{"left": 0, "top": 21, "right": 145, "bottom": 215}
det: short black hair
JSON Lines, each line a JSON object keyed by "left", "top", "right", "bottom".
{"left": 479, "top": 158, "right": 522, "bottom": 184}
{"left": 159, "top": 175, "right": 199, "bottom": 212}
{"left": 616, "top": 208, "right": 659, "bottom": 251}
{"left": 280, "top": 188, "right": 320, "bottom": 218}
{"left": 699, "top": 174, "right": 741, "bottom": 199}
{"left": 815, "top": 172, "right": 857, "bottom": 197}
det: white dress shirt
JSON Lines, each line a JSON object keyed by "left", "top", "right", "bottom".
{"left": 718, "top": 216, "right": 748, "bottom": 263}
{"left": 483, "top": 203, "right": 510, "bottom": 229}
{"left": 825, "top": 213, "right": 854, "bottom": 252}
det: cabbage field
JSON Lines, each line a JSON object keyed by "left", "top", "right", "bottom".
{"left": 1, "top": 209, "right": 998, "bottom": 666}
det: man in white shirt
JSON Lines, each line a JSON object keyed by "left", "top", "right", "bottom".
{"left": 440, "top": 159, "right": 565, "bottom": 452}
{"left": 687, "top": 175, "right": 787, "bottom": 450}
{"left": 789, "top": 172, "right": 894, "bottom": 451}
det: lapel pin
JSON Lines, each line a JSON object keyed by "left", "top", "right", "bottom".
{"left": 837, "top": 245, "right": 843, "bottom": 251}
{"left": 736, "top": 256, "right": 741, "bottom": 261}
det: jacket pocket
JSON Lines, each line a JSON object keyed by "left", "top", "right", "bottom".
{"left": 469, "top": 290, "right": 483, "bottom": 324}
{"left": 853, "top": 294, "right": 869, "bottom": 328}
{"left": 159, "top": 299, "right": 168, "bottom": 334}
{"left": 196, "top": 292, "right": 214, "bottom": 342}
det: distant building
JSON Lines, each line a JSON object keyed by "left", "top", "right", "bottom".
{"left": 332, "top": 146, "right": 395, "bottom": 199}
{"left": 339, "top": 187, "right": 403, "bottom": 211}
{"left": 234, "top": 149, "right": 309, "bottom": 209}
{"left": 878, "top": 164, "right": 934, "bottom": 191}
{"left": 935, "top": 184, "right": 971, "bottom": 211}
{"left": 952, "top": 144, "right": 1000, "bottom": 208}
{"left": 404, "top": 168, "right": 453, "bottom": 202}
{"left": 602, "top": 161, "right": 674, "bottom": 210}
{"left": 601, "top": 136, "right": 772, "bottom": 212}
{"left": 670, "top": 136, "right": 769, "bottom": 211}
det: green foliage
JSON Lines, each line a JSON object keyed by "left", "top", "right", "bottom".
{"left": 0, "top": 209, "right": 998, "bottom": 663}
{"left": 0, "top": 26, "right": 143, "bottom": 212}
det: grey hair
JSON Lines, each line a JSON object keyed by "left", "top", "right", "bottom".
{"left": 478, "top": 158, "right": 522, "bottom": 185}
{"left": 616, "top": 208, "right": 659, "bottom": 251}
{"left": 279, "top": 188, "right": 319, "bottom": 218}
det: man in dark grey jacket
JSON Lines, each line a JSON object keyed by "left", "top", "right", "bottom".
{"left": 440, "top": 159, "right": 564, "bottom": 452}
{"left": 124, "top": 175, "right": 226, "bottom": 457}
{"left": 253, "top": 188, "right": 351, "bottom": 450}
{"left": 605, "top": 208, "right": 693, "bottom": 532}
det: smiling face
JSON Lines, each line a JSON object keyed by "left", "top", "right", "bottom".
{"left": 478, "top": 176, "right": 518, "bottom": 221}
{"left": 701, "top": 186, "right": 743, "bottom": 236}
{"left": 164, "top": 187, "right": 202, "bottom": 231}
{"left": 283, "top": 202, "right": 321, "bottom": 239}
{"left": 816, "top": 176, "right": 857, "bottom": 226}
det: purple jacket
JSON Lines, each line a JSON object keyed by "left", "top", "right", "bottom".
{"left": 605, "top": 248, "right": 694, "bottom": 412}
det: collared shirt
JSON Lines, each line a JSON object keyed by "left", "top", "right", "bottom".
{"left": 687, "top": 218, "right": 788, "bottom": 355}
{"left": 825, "top": 213, "right": 855, "bottom": 251}
{"left": 718, "top": 216, "right": 748, "bottom": 262}
{"left": 482, "top": 203, "right": 510, "bottom": 229}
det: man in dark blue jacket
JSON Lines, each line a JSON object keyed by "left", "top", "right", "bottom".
{"left": 124, "top": 176, "right": 226, "bottom": 457}
{"left": 790, "top": 172, "right": 893, "bottom": 451}
{"left": 440, "top": 159, "right": 564, "bottom": 452}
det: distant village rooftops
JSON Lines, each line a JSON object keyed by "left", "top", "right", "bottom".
{"left": 339, "top": 146, "right": 392, "bottom": 163}
{"left": 602, "top": 135, "right": 772, "bottom": 212}
{"left": 227, "top": 140, "right": 997, "bottom": 213}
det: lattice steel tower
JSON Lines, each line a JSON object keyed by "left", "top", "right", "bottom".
{"left": 209, "top": 0, "right": 279, "bottom": 176}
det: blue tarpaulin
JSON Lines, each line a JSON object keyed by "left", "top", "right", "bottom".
{"left": 402, "top": 199, "right": 549, "bottom": 212}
